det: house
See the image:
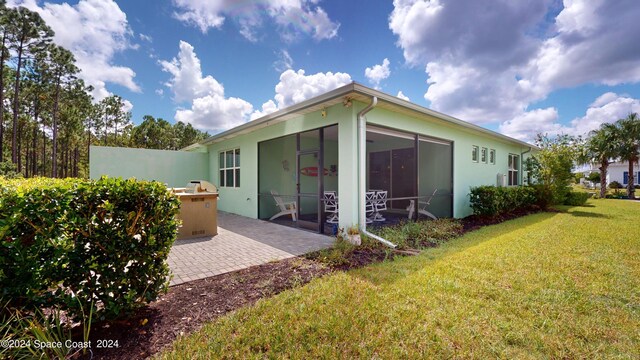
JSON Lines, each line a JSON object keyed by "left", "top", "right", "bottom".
{"left": 90, "top": 83, "right": 536, "bottom": 237}
{"left": 583, "top": 161, "right": 640, "bottom": 187}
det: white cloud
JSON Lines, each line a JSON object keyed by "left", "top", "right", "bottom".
{"left": 159, "top": 41, "right": 225, "bottom": 103}
{"left": 139, "top": 33, "right": 152, "bottom": 42}
{"left": 160, "top": 41, "right": 254, "bottom": 133}
{"left": 396, "top": 91, "right": 410, "bottom": 101}
{"left": 569, "top": 93, "right": 640, "bottom": 136}
{"left": 499, "top": 107, "right": 565, "bottom": 142}
{"left": 365, "top": 58, "right": 390, "bottom": 89}
{"left": 272, "top": 69, "right": 352, "bottom": 108}
{"left": 250, "top": 100, "right": 278, "bottom": 120}
{"left": 172, "top": 0, "right": 339, "bottom": 41}
{"left": 251, "top": 69, "right": 352, "bottom": 119}
{"left": 155, "top": 89, "right": 164, "bottom": 96}
{"left": 498, "top": 93, "right": 640, "bottom": 142}
{"left": 389, "top": 0, "right": 640, "bottom": 127}
{"left": 8, "top": 0, "right": 140, "bottom": 101}
{"left": 273, "top": 49, "right": 293, "bottom": 72}
{"left": 175, "top": 95, "right": 253, "bottom": 132}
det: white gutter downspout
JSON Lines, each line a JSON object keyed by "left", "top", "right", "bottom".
{"left": 520, "top": 146, "right": 532, "bottom": 185}
{"left": 357, "top": 96, "right": 397, "bottom": 248}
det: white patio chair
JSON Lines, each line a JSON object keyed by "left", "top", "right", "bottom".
{"left": 407, "top": 189, "right": 438, "bottom": 220}
{"left": 324, "top": 191, "right": 339, "bottom": 223}
{"left": 373, "top": 190, "right": 387, "bottom": 222}
{"left": 365, "top": 191, "right": 376, "bottom": 224}
{"left": 269, "top": 190, "right": 297, "bottom": 221}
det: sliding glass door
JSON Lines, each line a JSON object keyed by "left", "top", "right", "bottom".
{"left": 258, "top": 125, "right": 338, "bottom": 234}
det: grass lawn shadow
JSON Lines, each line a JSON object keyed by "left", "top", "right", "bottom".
{"left": 567, "top": 210, "right": 610, "bottom": 219}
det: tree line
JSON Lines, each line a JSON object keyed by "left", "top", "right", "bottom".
{"left": 0, "top": 2, "right": 208, "bottom": 179}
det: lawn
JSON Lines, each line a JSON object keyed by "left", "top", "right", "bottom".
{"left": 159, "top": 200, "right": 640, "bottom": 359}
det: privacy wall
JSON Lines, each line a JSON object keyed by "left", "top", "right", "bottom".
{"left": 90, "top": 146, "right": 209, "bottom": 188}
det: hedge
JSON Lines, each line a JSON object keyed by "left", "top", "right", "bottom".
{"left": 0, "top": 177, "right": 180, "bottom": 321}
{"left": 469, "top": 185, "right": 540, "bottom": 217}
{"left": 563, "top": 191, "right": 590, "bottom": 206}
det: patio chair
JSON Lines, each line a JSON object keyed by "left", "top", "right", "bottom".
{"left": 373, "top": 190, "right": 387, "bottom": 222}
{"left": 407, "top": 189, "right": 438, "bottom": 220}
{"left": 269, "top": 190, "right": 297, "bottom": 221}
{"left": 324, "top": 191, "right": 339, "bottom": 223}
{"left": 365, "top": 191, "right": 376, "bottom": 223}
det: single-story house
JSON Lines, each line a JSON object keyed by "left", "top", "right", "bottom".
{"left": 90, "top": 82, "right": 536, "bottom": 240}
{"left": 582, "top": 161, "right": 640, "bottom": 186}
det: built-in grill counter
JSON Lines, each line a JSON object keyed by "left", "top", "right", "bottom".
{"left": 172, "top": 180, "right": 219, "bottom": 240}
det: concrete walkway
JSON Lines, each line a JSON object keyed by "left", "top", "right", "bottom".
{"left": 167, "top": 212, "right": 334, "bottom": 285}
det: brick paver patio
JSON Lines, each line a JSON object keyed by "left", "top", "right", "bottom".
{"left": 167, "top": 211, "right": 334, "bottom": 285}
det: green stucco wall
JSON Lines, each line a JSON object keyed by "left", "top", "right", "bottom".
{"left": 360, "top": 102, "right": 533, "bottom": 218}
{"left": 89, "top": 146, "right": 209, "bottom": 188}
{"left": 206, "top": 102, "right": 351, "bottom": 220}
{"left": 202, "top": 99, "right": 533, "bottom": 226}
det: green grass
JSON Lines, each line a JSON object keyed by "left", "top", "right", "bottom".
{"left": 159, "top": 200, "right": 640, "bottom": 359}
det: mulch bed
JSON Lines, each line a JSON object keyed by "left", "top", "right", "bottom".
{"left": 81, "top": 258, "right": 332, "bottom": 359}
{"left": 79, "top": 208, "right": 547, "bottom": 359}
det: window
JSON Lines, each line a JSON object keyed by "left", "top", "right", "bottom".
{"left": 219, "top": 148, "right": 240, "bottom": 187}
{"left": 508, "top": 154, "right": 519, "bottom": 185}
{"left": 489, "top": 149, "right": 496, "bottom": 164}
{"left": 481, "top": 147, "right": 488, "bottom": 163}
{"left": 472, "top": 146, "right": 479, "bottom": 162}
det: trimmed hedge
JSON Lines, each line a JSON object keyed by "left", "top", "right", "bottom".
{"left": 0, "top": 177, "right": 180, "bottom": 321}
{"left": 469, "top": 185, "right": 540, "bottom": 217}
{"left": 563, "top": 191, "right": 590, "bottom": 206}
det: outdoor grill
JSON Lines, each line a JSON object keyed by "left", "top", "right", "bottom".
{"left": 173, "top": 180, "right": 219, "bottom": 240}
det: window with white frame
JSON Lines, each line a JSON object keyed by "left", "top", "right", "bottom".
{"left": 489, "top": 149, "right": 496, "bottom": 164}
{"left": 219, "top": 148, "right": 240, "bottom": 187}
{"left": 472, "top": 145, "right": 479, "bottom": 162}
{"left": 481, "top": 147, "right": 488, "bottom": 163}
{"left": 508, "top": 154, "right": 519, "bottom": 185}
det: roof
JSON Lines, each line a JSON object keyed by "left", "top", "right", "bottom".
{"left": 183, "top": 82, "right": 537, "bottom": 151}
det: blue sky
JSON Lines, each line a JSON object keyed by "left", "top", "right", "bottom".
{"left": 8, "top": 0, "right": 640, "bottom": 142}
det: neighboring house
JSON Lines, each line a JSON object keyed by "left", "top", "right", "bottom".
{"left": 583, "top": 161, "right": 640, "bottom": 186}
{"left": 90, "top": 83, "right": 537, "bottom": 235}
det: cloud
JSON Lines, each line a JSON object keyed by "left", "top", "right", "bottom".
{"left": 251, "top": 69, "right": 352, "bottom": 119}
{"left": 499, "top": 107, "right": 564, "bottom": 142}
{"left": 272, "top": 69, "right": 352, "bottom": 108}
{"left": 8, "top": 0, "right": 140, "bottom": 101}
{"left": 159, "top": 41, "right": 225, "bottom": 103}
{"left": 365, "top": 58, "right": 390, "bottom": 89}
{"left": 568, "top": 93, "right": 640, "bottom": 136}
{"left": 273, "top": 49, "right": 293, "bottom": 72}
{"left": 160, "top": 41, "right": 254, "bottom": 132}
{"left": 498, "top": 93, "right": 640, "bottom": 142}
{"left": 389, "top": 0, "right": 640, "bottom": 127}
{"left": 172, "top": 0, "right": 339, "bottom": 41}
{"left": 396, "top": 91, "right": 410, "bottom": 101}
{"left": 250, "top": 100, "right": 278, "bottom": 120}
{"left": 139, "top": 33, "right": 152, "bottom": 42}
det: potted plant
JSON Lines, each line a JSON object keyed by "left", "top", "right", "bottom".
{"left": 345, "top": 225, "right": 361, "bottom": 245}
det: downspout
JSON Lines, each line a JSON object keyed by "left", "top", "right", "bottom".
{"left": 357, "top": 96, "right": 397, "bottom": 248}
{"left": 520, "top": 146, "right": 532, "bottom": 185}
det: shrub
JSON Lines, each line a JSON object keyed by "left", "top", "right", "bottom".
{"left": 563, "top": 191, "right": 590, "bottom": 206}
{"left": 609, "top": 181, "right": 623, "bottom": 189}
{"left": 0, "top": 177, "right": 180, "bottom": 322}
{"left": 373, "top": 218, "right": 462, "bottom": 249}
{"left": 587, "top": 172, "right": 601, "bottom": 183}
{"left": 469, "top": 185, "right": 540, "bottom": 217}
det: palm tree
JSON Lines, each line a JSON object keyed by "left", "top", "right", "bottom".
{"left": 617, "top": 113, "right": 640, "bottom": 198}
{"left": 584, "top": 123, "right": 620, "bottom": 198}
